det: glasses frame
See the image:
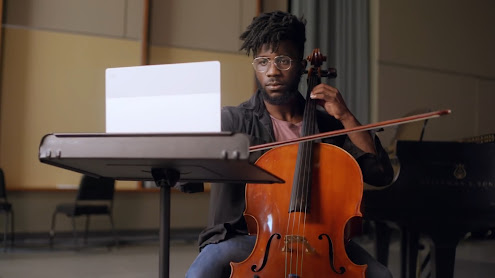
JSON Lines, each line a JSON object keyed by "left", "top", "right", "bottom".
{"left": 251, "top": 55, "right": 294, "bottom": 72}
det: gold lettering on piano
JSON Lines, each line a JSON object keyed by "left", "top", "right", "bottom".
{"left": 421, "top": 178, "right": 494, "bottom": 189}
{"left": 453, "top": 164, "right": 467, "bottom": 180}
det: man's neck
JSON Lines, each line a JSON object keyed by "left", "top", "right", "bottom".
{"left": 264, "top": 99, "right": 303, "bottom": 124}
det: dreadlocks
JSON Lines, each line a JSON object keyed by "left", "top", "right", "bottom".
{"left": 240, "top": 11, "right": 306, "bottom": 59}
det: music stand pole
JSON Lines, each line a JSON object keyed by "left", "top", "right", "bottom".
{"left": 152, "top": 168, "right": 180, "bottom": 278}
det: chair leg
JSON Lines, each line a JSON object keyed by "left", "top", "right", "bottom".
{"left": 109, "top": 214, "right": 118, "bottom": 248}
{"left": 71, "top": 216, "right": 78, "bottom": 248}
{"left": 84, "top": 215, "right": 90, "bottom": 245}
{"left": 10, "top": 210, "right": 14, "bottom": 248}
{"left": 49, "top": 211, "right": 58, "bottom": 248}
{"left": 3, "top": 211, "right": 7, "bottom": 252}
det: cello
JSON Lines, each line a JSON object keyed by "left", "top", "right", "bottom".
{"left": 230, "top": 49, "right": 368, "bottom": 278}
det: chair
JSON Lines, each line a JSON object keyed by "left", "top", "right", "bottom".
{"left": 0, "top": 168, "right": 14, "bottom": 250}
{"left": 49, "top": 175, "right": 118, "bottom": 248}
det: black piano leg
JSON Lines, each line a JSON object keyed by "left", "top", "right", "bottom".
{"left": 152, "top": 168, "right": 180, "bottom": 278}
{"left": 374, "top": 221, "right": 392, "bottom": 266}
{"left": 430, "top": 235, "right": 460, "bottom": 278}
{"left": 400, "top": 228, "right": 419, "bottom": 278}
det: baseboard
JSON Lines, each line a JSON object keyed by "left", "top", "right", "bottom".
{"left": 6, "top": 227, "right": 203, "bottom": 243}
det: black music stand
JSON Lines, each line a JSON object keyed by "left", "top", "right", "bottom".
{"left": 39, "top": 132, "right": 283, "bottom": 278}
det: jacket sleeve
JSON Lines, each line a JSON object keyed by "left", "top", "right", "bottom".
{"left": 343, "top": 133, "right": 394, "bottom": 187}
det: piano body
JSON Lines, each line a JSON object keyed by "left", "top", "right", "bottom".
{"left": 363, "top": 139, "right": 495, "bottom": 278}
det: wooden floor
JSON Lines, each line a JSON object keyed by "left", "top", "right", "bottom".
{"left": 0, "top": 232, "right": 494, "bottom": 278}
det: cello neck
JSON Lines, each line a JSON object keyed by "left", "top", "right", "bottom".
{"left": 290, "top": 48, "right": 334, "bottom": 213}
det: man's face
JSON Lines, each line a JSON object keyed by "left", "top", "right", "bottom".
{"left": 254, "top": 41, "right": 305, "bottom": 105}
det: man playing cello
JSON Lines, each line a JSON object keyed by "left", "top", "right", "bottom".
{"left": 186, "top": 10, "right": 394, "bottom": 278}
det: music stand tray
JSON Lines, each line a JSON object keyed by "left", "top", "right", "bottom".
{"left": 39, "top": 132, "right": 283, "bottom": 278}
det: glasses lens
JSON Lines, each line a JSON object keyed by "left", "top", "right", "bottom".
{"left": 274, "top": 56, "right": 292, "bottom": 70}
{"left": 253, "top": 58, "right": 269, "bottom": 72}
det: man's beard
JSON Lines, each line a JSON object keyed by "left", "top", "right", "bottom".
{"left": 257, "top": 76, "right": 302, "bottom": 105}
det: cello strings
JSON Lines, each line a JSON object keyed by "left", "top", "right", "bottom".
{"left": 285, "top": 69, "right": 319, "bottom": 276}
{"left": 297, "top": 140, "right": 308, "bottom": 275}
{"left": 300, "top": 140, "right": 310, "bottom": 275}
{"left": 286, "top": 188, "right": 292, "bottom": 276}
{"left": 286, "top": 152, "right": 297, "bottom": 276}
{"left": 294, "top": 81, "right": 309, "bottom": 276}
{"left": 299, "top": 75, "right": 318, "bottom": 275}
{"left": 298, "top": 78, "right": 310, "bottom": 275}
{"left": 301, "top": 76, "right": 317, "bottom": 275}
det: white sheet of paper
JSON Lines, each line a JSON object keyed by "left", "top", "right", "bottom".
{"left": 105, "top": 61, "right": 221, "bottom": 133}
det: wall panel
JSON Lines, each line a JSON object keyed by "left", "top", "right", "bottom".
{"left": 125, "top": 0, "right": 145, "bottom": 40}
{"left": 378, "top": 0, "right": 495, "bottom": 146}
{"left": 478, "top": 80, "right": 495, "bottom": 136}
{"left": 0, "top": 0, "right": 261, "bottom": 235}
{"left": 150, "top": 0, "right": 256, "bottom": 53}
{"left": 0, "top": 27, "right": 141, "bottom": 189}
{"left": 379, "top": 0, "right": 495, "bottom": 78}
{"left": 5, "top": 0, "right": 132, "bottom": 38}
{"left": 378, "top": 64, "right": 478, "bottom": 145}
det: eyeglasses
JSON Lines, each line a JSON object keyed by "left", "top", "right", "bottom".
{"left": 252, "top": 55, "right": 294, "bottom": 72}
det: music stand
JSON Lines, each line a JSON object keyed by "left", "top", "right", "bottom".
{"left": 39, "top": 132, "right": 283, "bottom": 278}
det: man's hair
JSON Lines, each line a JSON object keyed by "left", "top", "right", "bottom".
{"left": 240, "top": 11, "right": 306, "bottom": 58}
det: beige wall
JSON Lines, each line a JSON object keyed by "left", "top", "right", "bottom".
{"left": 0, "top": 0, "right": 266, "bottom": 233}
{"left": 1, "top": 27, "right": 142, "bottom": 190}
{"left": 4, "top": 0, "right": 143, "bottom": 39}
{"left": 0, "top": 27, "right": 255, "bottom": 191}
{"left": 262, "top": 0, "right": 288, "bottom": 13}
{"left": 150, "top": 0, "right": 257, "bottom": 52}
{"left": 376, "top": 0, "right": 495, "bottom": 146}
{"left": 8, "top": 189, "right": 209, "bottom": 233}
{"left": 1, "top": 0, "right": 258, "bottom": 190}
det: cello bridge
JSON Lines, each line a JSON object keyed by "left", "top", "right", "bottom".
{"left": 282, "top": 235, "right": 315, "bottom": 254}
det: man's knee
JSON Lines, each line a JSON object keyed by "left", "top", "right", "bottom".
{"left": 186, "top": 262, "right": 230, "bottom": 278}
{"left": 365, "top": 260, "right": 393, "bottom": 278}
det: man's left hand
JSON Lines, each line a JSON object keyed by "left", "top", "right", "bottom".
{"left": 309, "top": 83, "right": 352, "bottom": 122}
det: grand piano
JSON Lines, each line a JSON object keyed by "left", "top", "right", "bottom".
{"left": 362, "top": 137, "right": 495, "bottom": 278}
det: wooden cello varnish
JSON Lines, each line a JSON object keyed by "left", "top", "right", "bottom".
{"left": 230, "top": 49, "right": 367, "bottom": 278}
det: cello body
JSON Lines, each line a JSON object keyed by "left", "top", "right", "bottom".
{"left": 230, "top": 142, "right": 366, "bottom": 278}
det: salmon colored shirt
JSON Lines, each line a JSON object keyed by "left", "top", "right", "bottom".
{"left": 270, "top": 115, "right": 302, "bottom": 142}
